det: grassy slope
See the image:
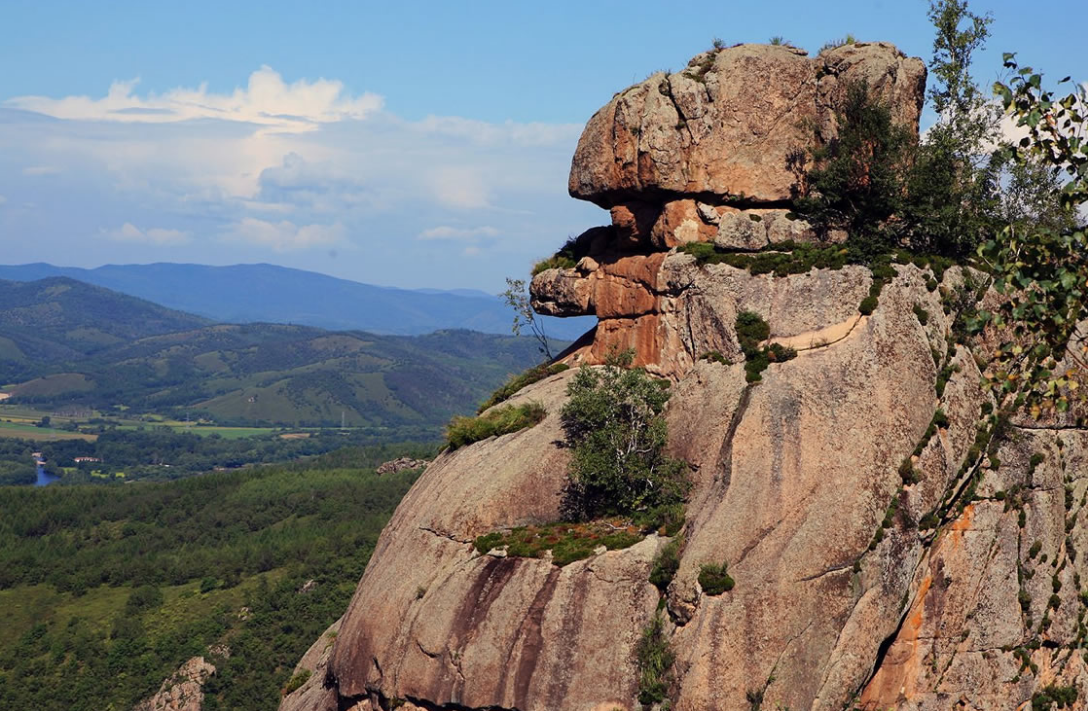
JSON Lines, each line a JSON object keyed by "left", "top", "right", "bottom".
{"left": 0, "top": 447, "right": 423, "bottom": 711}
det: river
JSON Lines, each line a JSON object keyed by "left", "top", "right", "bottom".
{"left": 34, "top": 462, "right": 59, "bottom": 487}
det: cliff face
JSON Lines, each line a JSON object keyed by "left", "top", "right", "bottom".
{"left": 284, "top": 42, "right": 1088, "bottom": 711}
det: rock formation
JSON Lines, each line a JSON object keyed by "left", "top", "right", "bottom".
{"left": 283, "top": 41, "right": 1088, "bottom": 711}
{"left": 376, "top": 457, "right": 429, "bottom": 476}
{"left": 134, "top": 656, "right": 215, "bottom": 711}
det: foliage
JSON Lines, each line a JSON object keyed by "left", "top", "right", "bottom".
{"left": 636, "top": 612, "right": 675, "bottom": 707}
{"left": 1032, "top": 684, "right": 1078, "bottom": 710}
{"left": 0, "top": 450, "right": 420, "bottom": 711}
{"left": 478, "top": 362, "right": 570, "bottom": 413}
{"left": 283, "top": 669, "right": 312, "bottom": 695}
{"left": 649, "top": 536, "right": 683, "bottom": 591}
{"left": 901, "top": 0, "right": 999, "bottom": 257}
{"left": 699, "top": 351, "right": 732, "bottom": 366}
{"left": 795, "top": 80, "right": 913, "bottom": 251}
{"left": 698, "top": 562, "right": 736, "bottom": 595}
{"left": 632, "top": 502, "right": 687, "bottom": 537}
{"left": 444, "top": 402, "right": 546, "bottom": 451}
{"left": 734, "top": 312, "right": 797, "bottom": 383}
{"left": 735, "top": 311, "right": 770, "bottom": 353}
{"left": 473, "top": 520, "right": 643, "bottom": 567}
{"left": 502, "top": 277, "right": 555, "bottom": 360}
{"left": 532, "top": 235, "right": 590, "bottom": 277}
{"left": 560, "top": 351, "right": 689, "bottom": 519}
{"left": 976, "top": 57, "right": 1088, "bottom": 415}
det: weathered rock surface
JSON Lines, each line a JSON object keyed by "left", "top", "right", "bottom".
{"left": 280, "top": 619, "right": 343, "bottom": 711}
{"left": 569, "top": 42, "right": 926, "bottom": 207}
{"left": 286, "top": 39, "right": 1088, "bottom": 711}
{"left": 134, "top": 656, "right": 215, "bottom": 711}
{"left": 286, "top": 257, "right": 1088, "bottom": 710}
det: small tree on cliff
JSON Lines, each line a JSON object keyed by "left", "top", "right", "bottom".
{"left": 560, "top": 350, "right": 689, "bottom": 519}
{"left": 794, "top": 80, "right": 912, "bottom": 254}
{"left": 502, "top": 277, "right": 553, "bottom": 360}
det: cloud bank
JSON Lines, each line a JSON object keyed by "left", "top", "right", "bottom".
{"left": 0, "top": 67, "right": 598, "bottom": 290}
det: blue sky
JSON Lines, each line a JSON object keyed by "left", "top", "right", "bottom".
{"left": 1, "top": 0, "right": 1084, "bottom": 291}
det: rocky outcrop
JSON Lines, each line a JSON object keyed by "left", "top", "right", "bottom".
{"left": 569, "top": 42, "right": 925, "bottom": 208}
{"left": 287, "top": 258, "right": 1088, "bottom": 709}
{"left": 134, "top": 656, "right": 215, "bottom": 711}
{"left": 376, "top": 457, "right": 429, "bottom": 476}
{"left": 285, "top": 40, "right": 1088, "bottom": 711}
{"left": 280, "top": 619, "right": 343, "bottom": 711}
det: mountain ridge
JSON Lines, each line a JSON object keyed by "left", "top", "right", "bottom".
{"left": 0, "top": 277, "right": 559, "bottom": 431}
{"left": 0, "top": 262, "right": 592, "bottom": 340}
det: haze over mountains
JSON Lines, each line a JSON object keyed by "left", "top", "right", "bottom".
{"left": 0, "top": 263, "right": 593, "bottom": 340}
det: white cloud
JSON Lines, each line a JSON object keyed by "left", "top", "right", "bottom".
{"left": 0, "top": 195, "right": 6, "bottom": 205}
{"left": 105, "top": 222, "right": 191, "bottom": 245}
{"left": 230, "top": 217, "right": 344, "bottom": 251}
{"left": 426, "top": 166, "right": 491, "bottom": 209}
{"left": 418, "top": 225, "right": 499, "bottom": 240}
{"left": 0, "top": 67, "right": 592, "bottom": 288}
{"left": 413, "top": 115, "right": 582, "bottom": 147}
{"left": 6, "top": 67, "right": 384, "bottom": 133}
{"left": 23, "top": 165, "right": 61, "bottom": 176}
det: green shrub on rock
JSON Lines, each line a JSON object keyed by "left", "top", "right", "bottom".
{"left": 478, "top": 362, "right": 570, "bottom": 412}
{"left": 698, "top": 562, "right": 735, "bottom": 595}
{"left": 649, "top": 536, "right": 683, "bottom": 592}
{"left": 445, "top": 402, "right": 546, "bottom": 451}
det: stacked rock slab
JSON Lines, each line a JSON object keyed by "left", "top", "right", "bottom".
{"left": 284, "top": 42, "right": 1088, "bottom": 711}
{"left": 533, "top": 41, "right": 925, "bottom": 375}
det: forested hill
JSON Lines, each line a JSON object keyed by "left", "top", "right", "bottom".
{"left": 0, "top": 278, "right": 559, "bottom": 430}
{"left": 0, "top": 277, "right": 212, "bottom": 364}
{"left": 0, "top": 445, "right": 426, "bottom": 711}
{"left": 0, "top": 262, "right": 593, "bottom": 339}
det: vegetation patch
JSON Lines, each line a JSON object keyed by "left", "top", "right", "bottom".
{"left": 1032, "top": 684, "right": 1078, "bottom": 710}
{"left": 560, "top": 351, "right": 689, "bottom": 519}
{"left": 531, "top": 235, "right": 588, "bottom": 276}
{"left": 698, "top": 562, "right": 736, "bottom": 595}
{"left": 649, "top": 536, "right": 683, "bottom": 592}
{"left": 819, "top": 33, "right": 857, "bottom": 54}
{"left": 734, "top": 312, "right": 797, "bottom": 383}
{"left": 636, "top": 612, "right": 675, "bottom": 707}
{"left": 473, "top": 519, "right": 643, "bottom": 567}
{"left": 478, "top": 363, "right": 569, "bottom": 413}
{"left": 679, "top": 240, "right": 852, "bottom": 275}
{"left": 283, "top": 669, "right": 311, "bottom": 695}
{"left": 699, "top": 351, "right": 732, "bottom": 366}
{"left": 0, "top": 449, "right": 422, "bottom": 711}
{"left": 445, "top": 402, "right": 546, "bottom": 451}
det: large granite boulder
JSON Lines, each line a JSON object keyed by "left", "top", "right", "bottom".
{"left": 569, "top": 42, "right": 925, "bottom": 208}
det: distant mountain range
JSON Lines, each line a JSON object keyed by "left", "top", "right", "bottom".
{"left": 0, "top": 277, "right": 565, "bottom": 430}
{"left": 0, "top": 262, "right": 593, "bottom": 341}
